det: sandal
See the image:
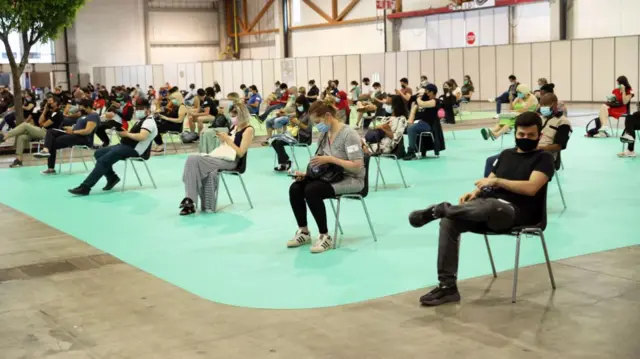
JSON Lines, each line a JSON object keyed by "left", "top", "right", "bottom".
{"left": 179, "top": 197, "right": 194, "bottom": 208}
{"left": 179, "top": 198, "right": 196, "bottom": 215}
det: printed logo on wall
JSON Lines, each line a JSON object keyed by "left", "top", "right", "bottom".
{"left": 449, "top": 0, "right": 495, "bottom": 11}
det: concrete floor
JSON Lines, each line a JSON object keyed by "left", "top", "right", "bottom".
{"left": 1, "top": 102, "right": 639, "bottom": 358}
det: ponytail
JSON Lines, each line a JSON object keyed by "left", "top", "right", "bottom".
{"left": 309, "top": 96, "right": 337, "bottom": 118}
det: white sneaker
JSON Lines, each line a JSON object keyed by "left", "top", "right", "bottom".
{"left": 593, "top": 132, "right": 609, "bottom": 138}
{"left": 488, "top": 98, "right": 495, "bottom": 103}
{"left": 617, "top": 150, "right": 636, "bottom": 158}
{"left": 599, "top": 126, "right": 610, "bottom": 133}
{"left": 286, "top": 230, "right": 312, "bottom": 248}
{"left": 620, "top": 133, "right": 635, "bottom": 143}
{"left": 493, "top": 114, "right": 500, "bottom": 119}
{"left": 310, "top": 234, "right": 333, "bottom": 254}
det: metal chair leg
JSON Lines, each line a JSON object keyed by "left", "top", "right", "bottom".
{"left": 130, "top": 161, "right": 143, "bottom": 186}
{"left": 329, "top": 199, "right": 344, "bottom": 237}
{"left": 484, "top": 235, "right": 497, "bottom": 277}
{"left": 305, "top": 146, "right": 312, "bottom": 157}
{"left": 220, "top": 174, "right": 234, "bottom": 204}
{"left": 374, "top": 156, "right": 386, "bottom": 191}
{"left": 170, "top": 135, "right": 179, "bottom": 153}
{"left": 290, "top": 145, "right": 299, "bottom": 169}
{"left": 395, "top": 157, "right": 408, "bottom": 188}
{"left": 68, "top": 147, "right": 74, "bottom": 174}
{"left": 512, "top": 234, "right": 522, "bottom": 303}
{"left": 539, "top": 232, "right": 556, "bottom": 290}
{"left": 237, "top": 174, "right": 254, "bottom": 209}
{"left": 121, "top": 160, "right": 128, "bottom": 192}
{"left": 141, "top": 160, "right": 157, "bottom": 189}
{"left": 555, "top": 173, "right": 567, "bottom": 209}
{"left": 360, "top": 198, "right": 377, "bottom": 242}
{"left": 81, "top": 150, "right": 89, "bottom": 171}
{"left": 332, "top": 198, "right": 342, "bottom": 248}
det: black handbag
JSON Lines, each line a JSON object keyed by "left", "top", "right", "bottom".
{"left": 306, "top": 133, "right": 345, "bottom": 183}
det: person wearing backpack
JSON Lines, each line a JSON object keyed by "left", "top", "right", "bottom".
{"left": 68, "top": 99, "right": 158, "bottom": 196}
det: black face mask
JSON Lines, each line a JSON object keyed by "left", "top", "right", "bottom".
{"left": 515, "top": 137, "right": 539, "bottom": 152}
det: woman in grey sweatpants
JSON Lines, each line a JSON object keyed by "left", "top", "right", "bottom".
{"left": 179, "top": 101, "right": 255, "bottom": 215}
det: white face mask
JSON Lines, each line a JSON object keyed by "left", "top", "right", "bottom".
{"left": 297, "top": 105, "right": 304, "bottom": 112}
{"left": 383, "top": 104, "right": 392, "bottom": 113}
{"left": 135, "top": 110, "right": 146, "bottom": 119}
{"left": 334, "top": 97, "right": 340, "bottom": 103}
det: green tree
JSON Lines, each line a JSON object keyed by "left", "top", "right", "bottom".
{"left": 0, "top": 0, "right": 86, "bottom": 124}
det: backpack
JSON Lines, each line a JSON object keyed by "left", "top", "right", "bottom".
{"left": 585, "top": 117, "right": 602, "bottom": 137}
{"left": 181, "top": 131, "right": 199, "bottom": 143}
{"left": 211, "top": 114, "right": 230, "bottom": 129}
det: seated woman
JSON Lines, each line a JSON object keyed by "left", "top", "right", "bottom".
{"left": 199, "top": 93, "right": 237, "bottom": 154}
{"left": 287, "top": 99, "right": 365, "bottom": 253}
{"left": 179, "top": 101, "right": 254, "bottom": 215}
{"left": 262, "top": 87, "right": 297, "bottom": 145}
{"left": 590, "top": 75, "right": 634, "bottom": 138}
{"left": 187, "top": 87, "right": 218, "bottom": 134}
{"left": 481, "top": 84, "right": 538, "bottom": 141}
{"left": 152, "top": 98, "right": 187, "bottom": 152}
{"left": 272, "top": 95, "right": 311, "bottom": 171}
{"left": 534, "top": 78, "right": 549, "bottom": 98}
{"left": 448, "top": 79, "right": 463, "bottom": 102}
{"left": 460, "top": 75, "right": 474, "bottom": 102}
{"left": 619, "top": 111, "right": 640, "bottom": 158}
{"left": 364, "top": 95, "right": 408, "bottom": 155}
{"left": 403, "top": 83, "right": 445, "bottom": 160}
{"left": 439, "top": 81, "right": 458, "bottom": 125}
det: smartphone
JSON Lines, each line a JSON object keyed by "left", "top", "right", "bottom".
{"left": 286, "top": 173, "right": 298, "bottom": 178}
{"left": 212, "top": 127, "right": 228, "bottom": 133}
{"left": 52, "top": 128, "right": 66, "bottom": 133}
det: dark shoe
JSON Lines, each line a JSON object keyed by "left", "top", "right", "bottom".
{"left": 68, "top": 185, "right": 91, "bottom": 196}
{"left": 179, "top": 197, "right": 194, "bottom": 209}
{"left": 9, "top": 159, "right": 23, "bottom": 168}
{"left": 420, "top": 285, "right": 461, "bottom": 306}
{"left": 0, "top": 133, "right": 5, "bottom": 144}
{"left": 274, "top": 161, "right": 291, "bottom": 172}
{"left": 403, "top": 152, "right": 417, "bottom": 161}
{"left": 33, "top": 151, "right": 51, "bottom": 159}
{"left": 480, "top": 128, "right": 489, "bottom": 140}
{"left": 261, "top": 141, "right": 270, "bottom": 146}
{"left": 102, "top": 176, "right": 121, "bottom": 191}
{"left": 408, "top": 203, "right": 447, "bottom": 228}
{"left": 180, "top": 203, "right": 196, "bottom": 216}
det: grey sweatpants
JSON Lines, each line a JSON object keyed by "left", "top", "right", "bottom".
{"left": 436, "top": 198, "right": 516, "bottom": 287}
{"left": 182, "top": 155, "right": 238, "bottom": 211}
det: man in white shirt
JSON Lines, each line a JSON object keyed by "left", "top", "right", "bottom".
{"left": 68, "top": 99, "right": 158, "bottom": 196}
{"left": 360, "top": 77, "right": 372, "bottom": 100}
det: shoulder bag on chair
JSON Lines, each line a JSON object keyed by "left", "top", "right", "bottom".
{"left": 208, "top": 133, "right": 237, "bottom": 161}
{"left": 305, "top": 133, "right": 345, "bottom": 183}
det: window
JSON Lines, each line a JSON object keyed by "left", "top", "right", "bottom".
{"left": 291, "top": 0, "right": 301, "bottom": 25}
{"left": 0, "top": 32, "right": 55, "bottom": 64}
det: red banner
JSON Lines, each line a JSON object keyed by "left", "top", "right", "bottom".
{"left": 376, "top": 0, "right": 395, "bottom": 10}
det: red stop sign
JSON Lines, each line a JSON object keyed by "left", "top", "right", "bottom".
{"left": 466, "top": 32, "right": 476, "bottom": 45}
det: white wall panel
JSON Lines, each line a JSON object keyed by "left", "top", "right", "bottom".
{"left": 252, "top": 60, "right": 263, "bottom": 95}
{"left": 569, "top": 0, "right": 640, "bottom": 39}
{"left": 592, "top": 38, "right": 615, "bottom": 102}
{"left": 203, "top": 62, "right": 214, "bottom": 88}
{"left": 434, "top": 49, "right": 448, "bottom": 89}
{"left": 281, "top": 59, "right": 296, "bottom": 87}
{"left": 152, "top": 65, "right": 164, "bottom": 89}
{"left": 360, "top": 53, "right": 384, "bottom": 86}
{"left": 274, "top": 60, "right": 283, "bottom": 83}
{"left": 399, "top": 17, "right": 427, "bottom": 51}
{"left": 396, "top": 52, "right": 408, "bottom": 86}
{"left": 136, "top": 65, "right": 145, "bottom": 87}
{"left": 105, "top": 67, "right": 116, "bottom": 89}
{"left": 333, "top": 56, "right": 347, "bottom": 91}
{"left": 291, "top": 23, "right": 383, "bottom": 57}
{"left": 163, "top": 64, "right": 178, "bottom": 87}
{"left": 426, "top": 16, "right": 439, "bottom": 50}
{"left": 222, "top": 61, "right": 233, "bottom": 96}
{"left": 550, "top": 41, "right": 571, "bottom": 101}
{"left": 296, "top": 58, "right": 309, "bottom": 88}
{"left": 261, "top": 60, "right": 275, "bottom": 97}
{"left": 420, "top": 50, "right": 435, "bottom": 84}
{"left": 115, "top": 67, "right": 123, "bottom": 86}
{"left": 479, "top": 9, "right": 495, "bottom": 46}
{"left": 239, "top": 61, "right": 252, "bottom": 89}
{"left": 320, "top": 56, "right": 333, "bottom": 89}
{"left": 185, "top": 63, "right": 196, "bottom": 88}
{"left": 513, "top": 44, "right": 532, "bottom": 88}
{"left": 496, "top": 45, "right": 513, "bottom": 93}
{"left": 212, "top": 62, "right": 223, "bottom": 87}
{"left": 128, "top": 67, "right": 137, "bottom": 87}
{"left": 463, "top": 47, "right": 480, "bottom": 100}
{"left": 232, "top": 61, "right": 243, "bottom": 93}
{"left": 148, "top": 11, "right": 218, "bottom": 43}
{"left": 150, "top": 47, "right": 219, "bottom": 64}
{"left": 571, "top": 39, "right": 593, "bottom": 101}
{"left": 145, "top": 65, "right": 153, "bottom": 90}
{"left": 448, "top": 48, "right": 463, "bottom": 84}
{"left": 438, "top": 14, "right": 453, "bottom": 49}
{"left": 615, "top": 36, "right": 639, "bottom": 95}
{"left": 451, "top": 13, "right": 466, "bottom": 48}
{"left": 195, "top": 63, "right": 203, "bottom": 88}
{"left": 346, "top": 55, "right": 361, "bottom": 87}
{"left": 513, "top": 2, "right": 550, "bottom": 44}
{"left": 479, "top": 46, "right": 497, "bottom": 99}
{"left": 408, "top": 51, "right": 421, "bottom": 88}
{"left": 384, "top": 52, "right": 397, "bottom": 94}
{"left": 307, "top": 57, "right": 321, "bottom": 85}
{"left": 531, "top": 42, "right": 551, "bottom": 88}
{"left": 494, "top": 7, "right": 509, "bottom": 45}
{"left": 465, "top": 11, "right": 480, "bottom": 48}
{"left": 177, "top": 63, "right": 187, "bottom": 89}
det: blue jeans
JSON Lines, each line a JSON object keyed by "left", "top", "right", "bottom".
{"left": 495, "top": 91, "right": 510, "bottom": 114}
{"left": 82, "top": 144, "right": 139, "bottom": 188}
{"left": 484, "top": 154, "right": 500, "bottom": 177}
{"left": 265, "top": 116, "right": 290, "bottom": 130}
{"left": 407, "top": 121, "right": 432, "bottom": 153}
{"left": 259, "top": 103, "right": 284, "bottom": 121}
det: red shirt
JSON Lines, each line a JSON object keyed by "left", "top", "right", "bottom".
{"left": 278, "top": 92, "right": 289, "bottom": 105}
{"left": 608, "top": 88, "right": 632, "bottom": 118}
{"left": 93, "top": 98, "right": 106, "bottom": 110}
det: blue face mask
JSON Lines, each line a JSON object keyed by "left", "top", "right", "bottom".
{"left": 315, "top": 122, "right": 330, "bottom": 133}
{"left": 517, "top": 92, "right": 525, "bottom": 99}
{"left": 540, "top": 106, "right": 553, "bottom": 117}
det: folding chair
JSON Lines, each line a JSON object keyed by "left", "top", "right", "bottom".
{"left": 329, "top": 156, "right": 377, "bottom": 248}
{"left": 288, "top": 138, "right": 313, "bottom": 169}
{"left": 472, "top": 186, "right": 556, "bottom": 303}
{"left": 57, "top": 145, "right": 95, "bottom": 174}
{"left": 417, "top": 131, "right": 439, "bottom": 158}
{"left": 29, "top": 140, "right": 44, "bottom": 154}
{"left": 371, "top": 138, "right": 408, "bottom": 191}
{"left": 163, "top": 131, "right": 187, "bottom": 155}
{"left": 214, "top": 154, "right": 254, "bottom": 211}
{"left": 121, "top": 157, "right": 157, "bottom": 192}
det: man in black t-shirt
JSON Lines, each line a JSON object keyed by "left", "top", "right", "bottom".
{"left": 0, "top": 96, "right": 64, "bottom": 168}
{"left": 408, "top": 112, "right": 555, "bottom": 307}
{"left": 188, "top": 89, "right": 218, "bottom": 133}
{"left": 306, "top": 80, "right": 319, "bottom": 102}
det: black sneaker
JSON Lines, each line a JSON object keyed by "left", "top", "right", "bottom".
{"left": 403, "top": 152, "right": 417, "bottom": 161}
{"left": 420, "top": 285, "right": 461, "bottom": 306}
{"left": 68, "top": 185, "right": 91, "bottom": 196}
{"left": 9, "top": 159, "right": 23, "bottom": 168}
{"left": 408, "top": 203, "right": 447, "bottom": 228}
{"left": 33, "top": 151, "right": 51, "bottom": 159}
{"left": 274, "top": 161, "right": 291, "bottom": 172}
{"left": 480, "top": 128, "right": 489, "bottom": 140}
{"left": 102, "top": 176, "right": 121, "bottom": 191}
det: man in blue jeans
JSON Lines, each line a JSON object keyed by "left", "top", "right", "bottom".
{"left": 490, "top": 75, "right": 519, "bottom": 118}
{"left": 404, "top": 83, "right": 439, "bottom": 160}
{"left": 68, "top": 99, "right": 158, "bottom": 196}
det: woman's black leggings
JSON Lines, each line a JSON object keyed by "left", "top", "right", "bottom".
{"left": 289, "top": 178, "right": 336, "bottom": 234}
{"left": 272, "top": 140, "right": 290, "bottom": 165}
{"left": 623, "top": 113, "right": 640, "bottom": 151}
{"left": 154, "top": 120, "right": 184, "bottom": 145}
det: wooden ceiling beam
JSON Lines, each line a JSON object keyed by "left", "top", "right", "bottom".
{"left": 247, "top": 0, "right": 275, "bottom": 32}
{"left": 302, "top": 0, "right": 334, "bottom": 23}
{"left": 336, "top": 0, "right": 359, "bottom": 21}
{"left": 289, "top": 16, "right": 377, "bottom": 31}
{"left": 331, "top": 0, "right": 338, "bottom": 20}
{"left": 237, "top": 17, "right": 247, "bottom": 32}
{"left": 242, "top": 0, "right": 248, "bottom": 27}
{"left": 232, "top": 28, "right": 280, "bottom": 37}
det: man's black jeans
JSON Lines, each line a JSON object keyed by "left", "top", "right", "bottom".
{"left": 82, "top": 144, "right": 139, "bottom": 188}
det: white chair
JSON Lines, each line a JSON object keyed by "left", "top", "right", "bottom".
{"left": 57, "top": 145, "right": 95, "bottom": 174}
{"left": 163, "top": 131, "right": 187, "bottom": 155}
{"left": 121, "top": 157, "right": 157, "bottom": 192}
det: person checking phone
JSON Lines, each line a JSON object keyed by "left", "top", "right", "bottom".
{"left": 287, "top": 98, "right": 365, "bottom": 254}
{"left": 407, "top": 112, "right": 555, "bottom": 307}
{"left": 34, "top": 99, "right": 100, "bottom": 175}
{"left": 68, "top": 99, "right": 158, "bottom": 196}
